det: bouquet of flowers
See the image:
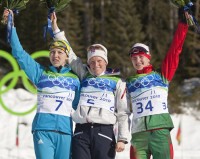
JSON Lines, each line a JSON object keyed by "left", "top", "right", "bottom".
{"left": 0, "top": 0, "right": 29, "bottom": 43}
{"left": 1, "top": 0, "right": 29, "bottom": 24}
{"left": 171, "top": 0, "right": 191, "bottom": 7}
{"left": 40, "top": 0, "right": 71, "bottom": 12}
{"left": 40, "top": 0, "right": 71, "bottom": 40}
{"left": 170, "top": 0, "right": 200, "bottom": 33}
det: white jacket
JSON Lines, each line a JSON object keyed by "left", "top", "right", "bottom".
{"left": 54, "top": 30, "right": 130, "bottom": 142}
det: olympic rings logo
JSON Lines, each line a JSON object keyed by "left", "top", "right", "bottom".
{"left": 129, "top": 75, "right": 155, "bottom": 89}
{"left": 0, "top": 50, "right": 49, "bottom": 116}
{"left": 48, "top": 73, "right": 75, "bottom": 89}
{"left": 87, "top": 78, "right": 112, "bottom": 90}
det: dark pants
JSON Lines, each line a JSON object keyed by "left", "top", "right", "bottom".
{"left": 72, "top": 123, "right": 116, "bottom": 159}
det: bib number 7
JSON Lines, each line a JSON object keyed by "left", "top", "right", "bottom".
{"left": 55, "top": 100, "right": 63, "bottom": 111}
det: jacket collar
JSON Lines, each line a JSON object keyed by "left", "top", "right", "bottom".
{"left": 137, "top": 65, "right": 153, "bottom": 74}
{"left": 49, "top": 65, "right": 71, "bottom": 73}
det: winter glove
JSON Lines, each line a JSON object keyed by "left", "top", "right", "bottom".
{"left": 178, "top": 5, "right": 195, "bottom": 25}
{"left": 178, "top": 7, "right": 187, "bottom": 24}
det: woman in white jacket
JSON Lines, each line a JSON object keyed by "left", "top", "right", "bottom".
{"left": 51, "top": 12, "right": 130, "bottom": 159}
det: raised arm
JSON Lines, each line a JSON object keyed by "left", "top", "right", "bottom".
{"left": 51, "top": 12, "right": 88, "bottom": 80}
{"left": 161, "top": 22, "right": 188, "bottom": 82}
{"left": 3, "top": 9, "right": 43, "bottom": 84}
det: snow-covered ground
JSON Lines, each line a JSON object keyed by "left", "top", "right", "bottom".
{"left": 0, "top": 88, "right": 200, "bottom": 159}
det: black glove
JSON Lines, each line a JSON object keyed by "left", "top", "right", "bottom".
{"left": 178, "top": 5, "right": 195, "bottom": 24}
{"left": 178, "top": 7, "right": 187, "bottom": 24}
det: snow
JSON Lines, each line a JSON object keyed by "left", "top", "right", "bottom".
{"left": 181, "top": 78, "right": 200, "bottom": 95}
{"left": 0, "top": 87, "right": 200, "bottom": 159}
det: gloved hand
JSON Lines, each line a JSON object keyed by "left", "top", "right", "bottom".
{"left": 178, "top": 5, "right": 195, "bottom": 25}
{"left": 178, "top": 7, "right": 188, "bottom": 24}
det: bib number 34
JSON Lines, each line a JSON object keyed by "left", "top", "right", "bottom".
{"left": 136, "top": 100, "right": 167, "bottom": 114}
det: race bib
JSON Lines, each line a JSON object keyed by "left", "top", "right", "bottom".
{"left": 37, "top": 92, "right": 75, "bottom": 117}
{"left": 131, "top": 88, "right": 168, "bottom": 119}
{"left": 79, "top": 92, "right": 115, "bottom": 113}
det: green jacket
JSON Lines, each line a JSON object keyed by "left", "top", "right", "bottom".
{"left": 127, "top": 22, "right": 188, "bottom": 134}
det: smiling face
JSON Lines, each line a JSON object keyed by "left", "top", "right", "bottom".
{"left": 49, "top": 48, "right": 68, "bottom": 67}
{"left": 130, "top": 54, "right": 150, "bottom": 70}
{"left": 88, "top": 56, "right": 107, "bottom": 76}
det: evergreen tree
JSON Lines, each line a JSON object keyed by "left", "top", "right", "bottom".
{"left": 57, "top": 0, "right": 86, "bottom": 61}
{"left": 104, "top": 0, "right": 144, "bottom": 77}
{"left": 14, "top": 0, "right": 47, "bottom": 52}
{"left": 180, "top": 0, "right": 200, "bottom": 78}
{"left": 144, "top": 1, "right": 173, "bottom": 68}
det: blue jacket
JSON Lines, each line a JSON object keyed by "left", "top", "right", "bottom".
{"left": 10, "top": 27, "right": 80, "bottom": 134}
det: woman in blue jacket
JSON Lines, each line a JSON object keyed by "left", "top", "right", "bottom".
{"left": 3, "top": 9, "right": 80, "bottom": 159}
